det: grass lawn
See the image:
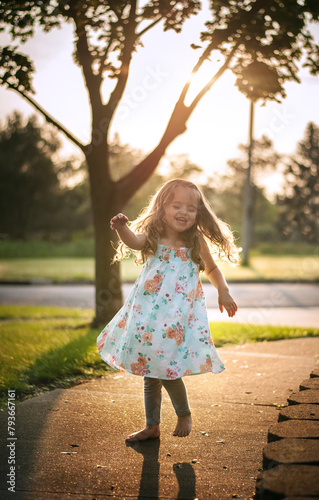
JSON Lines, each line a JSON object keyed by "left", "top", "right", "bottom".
{"left": 0, "top": 253, "right": 319, "bottom": 282}
{"left": 0, "top": 305, "right": 318, "bottom": 408}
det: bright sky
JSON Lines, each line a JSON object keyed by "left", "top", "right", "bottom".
{"left": 0, "top": 3, "right": 318, "bottom": 182}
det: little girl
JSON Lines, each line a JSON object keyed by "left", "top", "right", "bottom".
{"left": 97, "top": 179, "right": 239, "bottom": 442}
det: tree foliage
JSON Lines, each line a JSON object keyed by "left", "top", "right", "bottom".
{"left": 205, "top": 137, "right": 282, "bottom": 243}
{"left": 278, "top": 122, "right": 319, "bottom": 243}
{"left": 0, "top": 112, "right": 91, "bottom": 240}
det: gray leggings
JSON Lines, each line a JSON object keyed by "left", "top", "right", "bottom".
{"left": 144, "top": 377, "right": 191, "bottom": 426}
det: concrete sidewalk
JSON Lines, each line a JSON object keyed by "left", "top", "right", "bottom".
{"left": 1, "top": 337, "right": 319, "bottom": 499}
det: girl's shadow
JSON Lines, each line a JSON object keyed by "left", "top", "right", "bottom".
{"left": 126, "top": 440, "right": 196, "bottom": 499}
{"left": 173, "top": 462, "right": 196, "bottom": 499}
{"left": 126, "top": 439, "right": 160, "bottom": 499}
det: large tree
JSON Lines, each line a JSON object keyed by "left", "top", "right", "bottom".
{"left": 0, "top": 1, "right": 319, "bottom": 324}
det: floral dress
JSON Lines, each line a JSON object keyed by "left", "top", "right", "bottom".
{"left": 97, "top": 243, "right": 225, "bottom": 380}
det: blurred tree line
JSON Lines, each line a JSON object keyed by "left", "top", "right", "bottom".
{"left": 0, "top": 112, "right": 91, "bottom": 241}
{"left": 0, "top": 112, "right": 318, "bottom": 247}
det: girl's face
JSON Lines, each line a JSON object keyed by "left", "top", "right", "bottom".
{"left": 163, "top": 186, "right": 198, "bottom": 235}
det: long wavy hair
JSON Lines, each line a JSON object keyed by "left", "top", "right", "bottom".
{"left": 113, "top": 179, "right": 240, "bottom": 270}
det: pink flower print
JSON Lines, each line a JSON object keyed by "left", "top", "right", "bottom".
{"left": 176, "top": 324, "right": 184, "bottom": 335}
{"left": 166, "top": 367, "right": 178, "bottom": 379}
{"left": 188, "top": 313, "right": 196, "bottom": 327}
{"left": 133, "top": 304, "right": 142, "bottom": 314}
{"left": 110, "top": 355, "right": 117, "bottom": 367}
{"left": 175, "top": 282, "right": 185, "bottom": 294}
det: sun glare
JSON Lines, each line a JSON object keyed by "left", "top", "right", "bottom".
{"left": 183, "top": 55, "right": 225, "bottom": 106}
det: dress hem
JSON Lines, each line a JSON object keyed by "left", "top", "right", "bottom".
{"left": 99, "top": 352, "right": 226, "bottom": 380}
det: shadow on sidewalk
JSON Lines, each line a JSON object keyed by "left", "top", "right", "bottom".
{"left": 0, "top": 389, "right": 63, "bottom": 497}
{"left": 126, "top": 439, "right": 196, "bottom": 499}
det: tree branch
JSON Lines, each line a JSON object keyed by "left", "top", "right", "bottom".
{"left": 136, "top": 0, "right": 181, "bottom": 38}
{"left": 136, "top": 14, "right": 163, "bottom": 38}
{"left": 179, "top": 41, "right": 216, "bottom": 104}
{"left": 189, "top": 42, "right": 240, "bottom": 112}
{"left": 98, "top": 35, "right": 114, "bottom": 81}
{"left": 7, "top": 84, "right": 86, "bottom": 152}
{"left": 104, "top": 1, "right": 137, "bottom": 124}
{"left": 72, "top": 11, "right": 102, "bottom": 113}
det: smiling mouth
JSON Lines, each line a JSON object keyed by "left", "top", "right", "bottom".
{"left": 176, "top": 217, "right": 187, "bottom": 224}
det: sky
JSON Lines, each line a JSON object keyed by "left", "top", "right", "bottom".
{"left": 0, "top": 2, "right": 319, "bottom": 188}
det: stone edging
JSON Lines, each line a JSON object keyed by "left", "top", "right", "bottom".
{"left": 255, "top": 369, "right": 319, "bottom": 499}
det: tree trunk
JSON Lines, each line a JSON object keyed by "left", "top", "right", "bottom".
{"left": 241, "top": 99, "right": 255, "bottom": 266}
{"left": 86, "top": 144, "right": 123, "bottom": 327}
{"left": 93, "top": 216, "right": 123, "bottom": 327}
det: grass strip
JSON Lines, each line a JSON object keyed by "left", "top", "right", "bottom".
{"left": 0, "top": 306, "right": 318, "bottom": 408}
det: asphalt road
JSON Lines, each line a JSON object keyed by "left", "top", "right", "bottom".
{"left": 1, "top": 282, "right": 318, "bottom": 328}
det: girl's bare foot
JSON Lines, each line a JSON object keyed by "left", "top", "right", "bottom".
{"left": 125, "top": 424, "right": 160, "bottom": 442}
{"left": 173, "top": 414, "right": 192, "bottom": 437}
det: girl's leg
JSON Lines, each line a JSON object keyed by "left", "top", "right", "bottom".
{"left": 125, "top": 377, "right": 161, "bottom": 442}
{"left": 161, "top": 378, "right": 192, "bottom": 437}
{"left": 144, "top": 377, "right": 162, "bottom": 425}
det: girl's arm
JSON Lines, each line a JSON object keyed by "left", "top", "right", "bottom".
{"left": 199, "top": 235, "right": 237, "bottom": 318}
{"left": 110, "top": 213, "right": 147, "bottom": 250}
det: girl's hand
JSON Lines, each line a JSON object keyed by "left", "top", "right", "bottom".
{"left": 218, "top": 290, "right": 237, "bottom": 318}
{"left": 110, "top": 213, "right": 129, "bottom": 231}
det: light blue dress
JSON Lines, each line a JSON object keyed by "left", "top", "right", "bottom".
{"left": 97, "top": 243, "right": 225, "bottom": 380}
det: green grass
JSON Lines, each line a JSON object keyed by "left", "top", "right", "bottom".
{"left": 1, "top": 239, "right": 318, "bottom": 282}
{"left": 1, "top": 239, "right": 317, "bottom": 259}
{"left": 0, "top": 305, "right": 318, "bottom": 408}
{"left": 210, "top": 322, "right": 318, "bottom": 347}
{"left": 0, "top": 258, "right": 95, "bottom": 282}
{"left": 0, "top": 237, "right": 95, "bottom": 258}
{"left": 0, "top": 253, "right": 319, "bottom": 282}
{"left": 0, "top": 306, "right": 106, "bottom": 407}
